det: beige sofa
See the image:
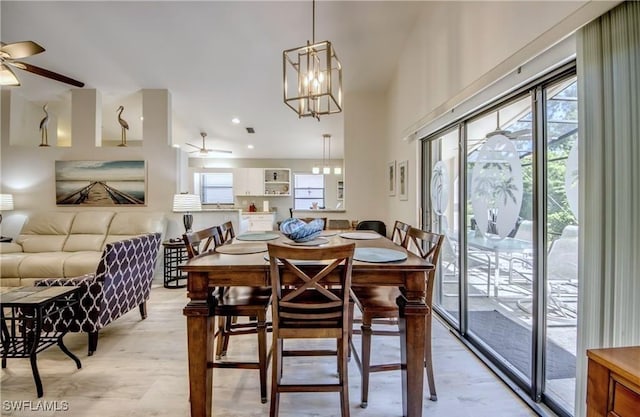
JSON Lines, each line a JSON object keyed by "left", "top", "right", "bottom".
{"left": 0, "top": 211, "right": 165, "bottom": 287}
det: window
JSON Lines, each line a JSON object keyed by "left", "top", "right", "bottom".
{"left": 293, "top": 174, "right": 324, "bottom": 209}
{"left": 200, "top": 172, "right": 234, "bottom": 204}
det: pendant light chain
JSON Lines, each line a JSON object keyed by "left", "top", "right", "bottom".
{"left": 312, "top": 0, "right": 316, "bottom": 44}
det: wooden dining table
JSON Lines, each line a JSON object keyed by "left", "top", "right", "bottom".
{"left": 181, "top": 230, "right": 434, "bottom": 417}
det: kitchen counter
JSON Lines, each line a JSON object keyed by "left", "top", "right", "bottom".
{"left": 292, "top": 209, "right": 346, "bottom": 213}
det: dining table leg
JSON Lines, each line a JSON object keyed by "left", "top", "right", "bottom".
{"left": 398, "top": 271, "right": 429, "bottom": 417}
{"left": 184, "top": 300, "right": 215, "bottom": 417}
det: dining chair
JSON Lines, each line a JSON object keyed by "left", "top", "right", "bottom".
{"left": 328, "top": 219, "right": 351, "bottom": 230}
{"left": 356, "top": 220, "right": 387, "bottom": 237}
{"left": 391, "top": 220, "right": 411, "bottom": 246}
{"left": 267, "top": 242, "right": 356, "bottom": 417}
{"left": 218, "top": 220, "right": 236, "bottom": 243}
{"left": 298, "top": 217, "right": 327, "bottom": 230}
{"left": 182, "top": 226, "right": 272, "bottom": 403}
{"left": 215, "top": 220, "right": 250, "bottom": 360}
{"left": 350, "top": 227, "right": 444, "bottom": 407}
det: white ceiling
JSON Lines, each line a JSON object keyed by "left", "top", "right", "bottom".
{"left": 1, "top": 1, "right": 426, "bottom": 159}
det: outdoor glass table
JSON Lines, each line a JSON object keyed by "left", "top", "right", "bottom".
{"left": 180, "top": 231, "right": 434, "bottom": 417}
{"left": 465, "top": 230, "right": 532, "bottom": 297}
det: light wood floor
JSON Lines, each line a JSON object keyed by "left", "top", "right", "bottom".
{"left": 1, "top": 284, "right": 537, "bottom": 417}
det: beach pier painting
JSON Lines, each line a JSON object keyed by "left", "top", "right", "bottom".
{"left": 56, "top": 161, "right": 146, "bottom": 206}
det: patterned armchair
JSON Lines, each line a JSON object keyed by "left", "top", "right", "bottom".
{"left": 35, "top": 233, "right": 161, "bottom": 355}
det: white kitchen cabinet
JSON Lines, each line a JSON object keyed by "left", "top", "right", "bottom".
{"left": 242, "top": 213, "right": 275, "bottom": 231}
{"left": 263, "top": 168, "right": 291, "bottom": 196}
{"left": 234, "top": 168, "right": 264, "bottom": 196}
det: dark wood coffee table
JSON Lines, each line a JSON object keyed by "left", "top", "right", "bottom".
{"left": 1, "top": 286, "right": 83, "bottom": 397}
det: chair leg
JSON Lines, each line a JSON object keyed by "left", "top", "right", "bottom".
{"left": 88, "top": 331, "right": 99, "bottom": 356}
{"left": 424, "top": 314, "right": 437, "bottom": 401}
{"left": 215, "top": 316, "right": 226, "bottom": 360}
{"left": 360, "top": 320, "right": 372, "bottom": 408}
{"left": 221, "top": 316, "right": 233, "bottom": 356}
{"left": 339, "top": 337, "right": 351, "bottom": 417}
{"left": 269, "top": 338, "right": 282, "bottom": 417}
{"left": 139, "top": 301, "right": 147, "bottom": 320}
{"left": 257, "top": 311, "right": 268, "bottom": 404}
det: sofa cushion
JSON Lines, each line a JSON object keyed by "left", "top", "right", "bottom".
{"left": 63, "top": 211, "right": 115, "bottom": 252}
{"left": 17, "top": 251, "right": 75, "bottom": 278}
{"left": 63, "top": 251, "right": 102, "bottom": 277}
{"left": 104, "top": 212, "right": 165, "bottom": 246}
{"left": 17, "top": 212, "right": 76, "bottom": 252}
{"left": 0, "top": 242, "right": 23, "bottom": 253}
{"left": 0, "top": 252, "right": 29, "bottom": 278}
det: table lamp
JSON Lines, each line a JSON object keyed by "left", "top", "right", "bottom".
{"left": 0, "top": 193, "right": 14, "bottom": 240}
{"left": 173, "top": 194, "right": 201, "bottom": 234}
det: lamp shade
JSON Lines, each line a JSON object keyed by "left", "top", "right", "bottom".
{"left": 0, "top": 194, "right": 14, "bottom": 211}
{"left": 172, "top": 194, "right": 201, "bottom": 212}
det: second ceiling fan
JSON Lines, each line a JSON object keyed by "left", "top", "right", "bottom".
{"left": 0, "top": 40, "right": 84, "bottom": 87}
{"left": 186, "top": 132, "right": 232, "bottom": 155}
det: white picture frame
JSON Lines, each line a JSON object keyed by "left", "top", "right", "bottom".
{"left": 398, "top": 160, "right": 408, "bottom": 201}
{"left": 387, "top": 161, "right": 396, "bottom": 196}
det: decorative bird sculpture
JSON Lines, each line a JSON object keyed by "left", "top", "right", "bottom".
{"left": 39, "top": 104, "right": 50, "bottom": 147}
{"left": 116, "top": 105, "right": 129, "bottom": 147}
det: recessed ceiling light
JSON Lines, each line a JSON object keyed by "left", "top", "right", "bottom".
{"left": 139, "top": 116, "right": 144, "bottom": 121}
{"left": 172, "top": 144, "right": 180, "bottom": 148}
{"left": 231, "top": 117, "right": 240, "bottom": 124}
{"left": 247, "top": 144, "right": 254, "bottom": 149}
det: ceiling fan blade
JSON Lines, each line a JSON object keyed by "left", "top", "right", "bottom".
{"left": 0, "top": 41, "right": 45, "bottom": 59}
{"left": 11, "top": 61, "right": 84, "bottom": 87}
{"left": 185, "top": 143, "right": 201, "bottom": 150}
{"left": 208, "top": 149, "right": 232, "bottom": 154}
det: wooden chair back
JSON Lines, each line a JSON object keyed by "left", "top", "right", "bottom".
{"left": 218, "top": 221, "right": 235, "bottom": 243}
{"left": 406, "top": 227, "right": 444, "bottom": 265}
{"left": 298, "top": 217, "right": 327, "bottom": 230}
{"left": 391, "top": 220, "right": 411, "bottom": 247}
{"left": 267, "top": 243, "right": 355, "bottom": 338}
{"left": 327, "top": 219, "right": 351, "bottom": 230}
{"left": 182, "top": 226, "right": 223, "bottom": 259}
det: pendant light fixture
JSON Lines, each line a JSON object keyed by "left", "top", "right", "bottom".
{"left": 283, "top": 0, "right": 342, "bottom": 120}
{"left": 323, "top": 134, "right": 331, "bottom": 174}
{"left": 312, "top": 133, "right": 333, "bottom": 174}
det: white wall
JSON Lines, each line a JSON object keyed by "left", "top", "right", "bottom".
{"left": 384, "top": 0, "right": 616, "bottom": 229}
{"left": 0, "top": 89, "right": 176, "bottom": 237}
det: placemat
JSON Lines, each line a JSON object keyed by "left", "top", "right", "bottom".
{"left": 354, "top": 247, "right": 407, "bottom": 263}
{"left": 236, "top": 232, "right": 280, "bottom": 241}
{"left": 283, "top": 237, "right": 329, "bottom": 246}
{"left": 339, "top": 232, "right": 381, "bottom": 240}
{"left": 215, "top": 243, "right": 268, "bottom": 255}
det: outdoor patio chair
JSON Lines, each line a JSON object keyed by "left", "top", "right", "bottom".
{"left": 511, "top": 224, "right": 578, "bottom": 318}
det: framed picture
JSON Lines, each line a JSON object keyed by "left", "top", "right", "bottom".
{"left": 55, "top": 160, "right": 146, "bottom": 206}
{"left": 398, "top": 160, "right": 408, "bottom": 201}
{"left": 387, "top": 161, "right": 396, "bottom": 196}
{"left": 337, "top": 180, "right": 344, "bottom": 200}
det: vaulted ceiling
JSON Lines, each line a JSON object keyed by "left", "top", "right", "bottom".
{"left": 1, "top": 1, "right": 426, "bottom": 159}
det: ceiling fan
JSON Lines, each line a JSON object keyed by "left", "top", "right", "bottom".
{"left": 186, "top": 132, "right": 232, "bottom": 155}
{"left": 0, "top": 40, "right": 85, "bottom": 87}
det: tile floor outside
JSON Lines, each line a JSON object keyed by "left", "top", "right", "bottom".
{"left": 1, "top": 282, "right": 540, "bottom": 417}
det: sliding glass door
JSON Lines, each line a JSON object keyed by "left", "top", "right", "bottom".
{"left": 427, "top": 128, "right": 461, "bottom": 326}
{"left": 423, "top": 68, "right": 578, "bottom": 417}
{"left": 465, "top": 95, "right": 535, "bottom": 385}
